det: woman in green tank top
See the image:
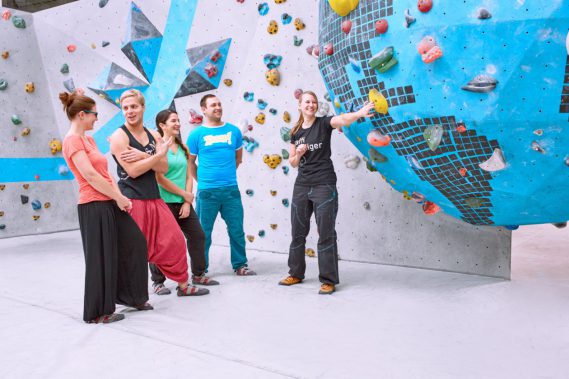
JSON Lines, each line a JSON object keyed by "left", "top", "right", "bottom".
{"left": 149, "top": 110, "right": 220, "bottom": 295}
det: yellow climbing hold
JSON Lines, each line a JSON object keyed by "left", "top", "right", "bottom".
{"left": 328, "top": 0, "right": 359, "bottom": 17}
{"left": 369, "top": 88, "right": 388, "bottom": 114}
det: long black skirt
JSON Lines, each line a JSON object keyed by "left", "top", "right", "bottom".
{"left": 78, "top": 201, "right": 148, "bottom": 322}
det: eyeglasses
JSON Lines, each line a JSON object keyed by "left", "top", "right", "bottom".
{"left": 83, "top": 110, "right": 98, "bottom": 117}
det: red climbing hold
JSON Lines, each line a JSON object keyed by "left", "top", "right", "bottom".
{"left": 189, "top": 109, "right": 203, "bottom": 125}
{"left": 418, "top": 0, "right": 433, "bottom": 13}
{"left": 375, "top": 19, "right": 388, "bottom": 34}
{"left": 2, "top": 10, "right": 11, "bottom": 21}
{"left": 342, "top": 20, "right": 352, "bottom": 34}
{"left": 67, "top": 44, "right": 76, "bottom": 53}
{"left": 324, "top": 43, "right": 334, "bottom": 56}
{"left": 204, "top": 63, "right": 218, "bottom": 78}
{"left": 456, "top": 123, "right": 467, "bottom": 133}
{"left": 422, "top": 201, "right": 440, "bottom": 215}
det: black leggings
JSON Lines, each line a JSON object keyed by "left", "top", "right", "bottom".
{"left": 78, "top": 201, "right": 148, "bottom": 322}
{"left": 149, "top": 202, "right": 206, "bottom": 284}
{"left": 288, "top": 184, "right": 339, "bottom": 285}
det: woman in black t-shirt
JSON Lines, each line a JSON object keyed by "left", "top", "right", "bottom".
{"left": 279, "top": 91, "right": 374, "bottom": 294}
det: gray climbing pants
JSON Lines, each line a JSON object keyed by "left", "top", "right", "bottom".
{"left": 288, "top": 183, "right": 339, "bottom": 285}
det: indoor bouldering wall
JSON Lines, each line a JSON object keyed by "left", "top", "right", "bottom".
{"left": 0, "top": 0, "right": 520, "bottom": 279}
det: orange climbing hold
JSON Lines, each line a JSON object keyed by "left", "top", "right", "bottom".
{"left": 422, "top": 201, "right": 441, "bottom": 215}
{"left": 417, "top": 36, "right": 443, "bottom": 63}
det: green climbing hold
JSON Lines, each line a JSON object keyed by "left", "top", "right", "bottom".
{"left": 280, "top": 127, "right": 291, "bottom": 142}
{"left": 423, "top": 124, "right": 444, "bottom": 151}
{"left": 281, "top": 149, "right": 289, "bottom": 160}
{"left": 369, "top": 46, "right": 397, "bottom": 73}
{"left": 11, "top": 115, "right": 22, "bottom": 125}
{"left": 368, "top": 148, "right": 388, "bottom": 163}
{"left": 365, "top": 161, "right": 377, "bottom": 172}
{"left": 12, "top": 16, "right": 26, "bottom": 29}
{"left": 0, "top": 79, "right": 7, "bottom": 90}
{"left": 60, "top": 64, "right": 69, "bottom": 74}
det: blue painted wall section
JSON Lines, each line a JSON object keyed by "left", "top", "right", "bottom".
{"left": 318, "top": 0, "right": 569, "bottom": 226}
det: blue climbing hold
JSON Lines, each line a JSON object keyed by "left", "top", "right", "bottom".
{"left": 281, "top": 13, "right": 292, "bottom": 24}
{"left": 258, "top": 3, "right": 269, "bottom": 16}
{"left": 243, "top": 92, "right": 254, "bottom": 102}
{"left": 257, "top": 99, "right": 268, "bottom": 110}
{"left": 263, "top": 54, "right": 282, "bottom": 69}
{"left": 31, "top": 199, "right": 42, "bottom": 210}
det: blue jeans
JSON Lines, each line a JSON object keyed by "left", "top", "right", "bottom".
{"left": 196, "top": 185, "right": 248, "bottom": 271}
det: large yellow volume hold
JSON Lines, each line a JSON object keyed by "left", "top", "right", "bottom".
{"left": 328, "top": 0, "right": 359, "bottom": 17}
{"left": 369, "top": 88, "right": 388, "bottom": 114}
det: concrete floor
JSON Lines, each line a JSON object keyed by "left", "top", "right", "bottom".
{"left": 0, "top": 224, "right": 567, "bottom": 379}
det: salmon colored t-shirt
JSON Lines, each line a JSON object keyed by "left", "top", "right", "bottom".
{"left": 62, "top": 134, "right": 114, "bottom": 204}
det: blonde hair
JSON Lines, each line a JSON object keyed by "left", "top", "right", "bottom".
{"left": 119, "top": 89, "right": 145, "bottom": 107}
{"left": 291, "top": 91, "right": 318, "bottom": 136}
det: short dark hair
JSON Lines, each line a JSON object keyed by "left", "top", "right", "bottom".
{"left": 200, "top": 94, "right": 217, "bottom": 108}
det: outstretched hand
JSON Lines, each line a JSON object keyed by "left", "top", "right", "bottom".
{"left": 156, "top": 136, "right": 173, "bottom": 156}
{"left": 358, "top": 101, "right": 375, "bottom": 118}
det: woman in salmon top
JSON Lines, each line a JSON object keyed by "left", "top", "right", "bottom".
{"left": 60, "top": 90, "right": 151, "bottom": 324}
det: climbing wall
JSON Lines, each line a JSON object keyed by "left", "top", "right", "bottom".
{"left": 0, "top": 0, "right": 513, "bottom": 278}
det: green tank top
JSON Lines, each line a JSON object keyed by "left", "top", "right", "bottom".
{"left": 158, "top": 147, "right": 187, "bottom": 203}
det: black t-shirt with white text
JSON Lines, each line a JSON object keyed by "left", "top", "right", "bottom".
{"left": 290, "top": 116, "right": 337, "bottom": 186}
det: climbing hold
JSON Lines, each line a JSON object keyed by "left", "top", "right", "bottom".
{"left": 243, "top": 92, "right": 254, "bottom": 102}
{"left": 269, "top": 108, "right": 277, "bottom": 115}
{"left": 367, "top": 129, "right": 391, "bottom": 147}
{"left": 282, "top": 198, "right": 289, "bottom": 207}
{"left": 0, "top": 79, "right": 8, "bottom": 90}
{"left": 204, "top": 63, "right": 218, "bottom": 78}
{"left": 459, "top": 167, "right": 468, "bottom": 177}
{"left": 0, "top": 211, "right": 3, "bottom": 216}
{"left": 402, "top": 191, "right": 413, "bottom": 200}
{"left": 456, "top": 122, "right": 467, "bottom": 133}
{"left": 2, "top": 10, "right": 11, "bottom": 20}
{"left": 344, "top": 155, "right": 360, "bottom": 169}
{"left": 265, "top": 68, "right": 281, "bottom": 86}
{"left": 245, "top": 189, "right": 254, "bottom": 196}
{"left": 223, "top": 79, "right": 233, "bottom": 87}
{"left": 294, "top": 18, "right": 305, "bottom": 31}
{"left": 275, "top": 0, "right": 286, "bottom": 3}
{"left": 246, "top": 235, "right": 255, "bottom": 242}
{"left": 531, "top": 141, "right": 545, "bottom": 154}
{"left": 294, "top": 88, "right": 303, "bottom": 100}
{"left": 283, "top": 111, "right": 291, "bottom": 123}
{"left": 49, "top": 138, "right": 62, "bottom": 155}
{"left": 44, "top": 202, "right": 51, "bottom": 209}
{"left": 411, "top": 192, "right": 426, "bottom": 203}
{"left": 34, "top": 175, "right": 40, "bottom": 181}
{"left": 341, "top": 20, "right": 352, "bottom": 34}
{"left": 461, "top": 75, "right": 498, "bottom": 93}
{"left": 422, "top": 201, "right": 440, "bottom": 215}
{"left": 369, "top": 148, "right": 388, "bottom": 163}
{"left": 99, "top": 0, "right": 109, "bottom": 7}
{"left": 505, "top": 225, "right": 519, "bottom": 230}
{"left": 90, "top": 43, "right": 97, "bottom": 49}
{"left": 12, "top": 16, "right": 26, "bottom": 29}
{"left": 11, "top": 115, "right": 22, "bottom": 125}
{"left": 23, "top": 184, "right": 29, "bottom": 189}
{"left": 0, "top": 185, "right": 4, "bottom": 190}
{"left": 63, "top": 78, "right": 76, "bottom": 92}
{"left": 1, "top": 51, "right": 8, "bottom": 59}
{"left": 328, "top": 0, "right": 359, "bottom": 17}
{"left": 258, "top": 2, "right": 269, "bottom": 15}
{"left": 31, "top": 199, "right": 42, "bottom": 211}
{"left": 375, "top": 19, "right": 388, "bottom": 34}
{"left": 404, "top": 9, "right": 416, "bottom": 28}
{"left": 280, "top": 127, "right": 291, "bottom": 143}
{"left": 58, "top": 165, "right": 69, "bottom": 176}
{"left": 369, "top": 89, "right": 388, "bottom": 114}
{"left": 478, "top": 149, "right": 506, "bottom": 172}
{"left": 267, "top": 20, "right": 279, "bottom": 34}
{"left": 465, "top": 197, "right": 485, "bottom": 208}
{"left": 258, "top": 230, "right": 266, "bottom": 237}
{"left": 24, "top": 82, "right": 35, "bottom": 93}
{"left": 349, "top": 57, "right": 361, "bottom": 73}
{"left": 243, "top": 136, "right": 259, "bottom": 152}
{"left": 263, "top": 54, "right": 282, "bottom": 69}
{"left": 417, "top": 36, "right": 443, "bottom": 63}
{"left": 324, "top": 93, "right": 331, "bottom": 101}
{"left": 293, "top": 36, "right": 304, "bottom": 46}
{"left": 189, "top": 109, "right": 203, "bottom": 125}
{"left": 282, "top": 166, "right": 289, "bottom": 175}
{"left": 307, "top": 44, "right": 320, "bottom": 58}
{"left": 60, "top": 64, "right": 70, "bottom": 74}
{"left": 417, "top": 0, "right": 433, "bottom": 13}
{"left": 533, "top": 129, "right": 543, "bottom": 136}
{"left": 270, "top": 224, "right": 278, "bottom": 230}
{"left": 281, "top": 13, "right": 292, "bottom": 24}
{"left": 365, "top": 161, "right": 377, "bottom": 172}
{"left": 281, "top": 149, "right": 289, "bottom": 160}
{"left": 102, "top": 41, "right": 110, "bottom": 47}
{"left": 263, "top": 154, "right": 283, "bottom": 169}
{"left": 32, "top": 215, "right": 40, "bottom": 221}
{"left": 324, "top": 43, "right": 334, "bottom": 56}
{"left": 477, "top": 8, "right": 492, "bottom": 20}
{"left": 210, "top": 50, "right": 221, "bottom": 63}
{"left": 363, "top": 202, "right": 370, "bottom": 210}
{"left": 553, "top": 222, "right": 567, "bottom": 229}
{"left": 406, "top": 156, "right": 424, "bottom": 170}
{"left": 257, "top": 99, "right": 268, "bottom": 110}
{"left": 423, "top": 125, "right": 444, "bottom": 151}
{"left": 369, "top": 46, "right": 397, "bottom": 73}
{"left": 21, "top": 195, "right": 29, "bottom": 204}
{"left": 255, "top": 113, "right": 266, "bottom": 124}
{"left": 270, "top": 190, "right": 277, "bottom": 196}
{"left": 67, "top": 45, "right": 76, "bottom": 53}
{"left": 21, "top": 128, "right": 31, "bottom": 137}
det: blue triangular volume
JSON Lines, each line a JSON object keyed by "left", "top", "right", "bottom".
{"left": 192, "top": 38, "right": 232, "bottom": 89}
{"left": 123, "top": 2, "right": 162, "bottom": 44}
{"left": 130, "top": 37, "right": 163, "bottom": 82}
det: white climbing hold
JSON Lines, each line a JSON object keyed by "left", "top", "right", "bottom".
{"left": 479, "top": 148, "right": 507, "bottom": 172}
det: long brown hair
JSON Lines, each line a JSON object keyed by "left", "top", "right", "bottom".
{"left": 155, "top": 109, "right": 190, "bottom": 160}
{"left": 58, "top": 91, "right": 96, "bottom": 120}
{"left": 291, "top": 91, "right": 318, "bottom": 136}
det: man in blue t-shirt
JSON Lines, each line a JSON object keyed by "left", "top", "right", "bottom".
{"left": 187, "top": 94, "right": 256, "bottom": 276}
